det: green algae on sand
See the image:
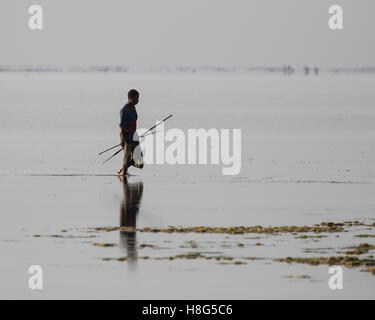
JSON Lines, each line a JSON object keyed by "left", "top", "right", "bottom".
{"left": 89, "top": 220, "right": 372, "bottom": 235}
{"left": 93, "top": 243, "right": 117, "bottom": 247}
{"left": 274, "top": 255, "right": 375, "bottom": 270}
{"left": 339, "top": 243, "right": 375, "bottom": 255}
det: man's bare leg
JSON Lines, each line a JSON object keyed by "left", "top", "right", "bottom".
{"left": 118, "top": 143, "right": 132, "bottom": 175}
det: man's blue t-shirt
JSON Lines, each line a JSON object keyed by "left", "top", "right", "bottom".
{"left": 120, "top": 104, "right": 138, "bottom": 143}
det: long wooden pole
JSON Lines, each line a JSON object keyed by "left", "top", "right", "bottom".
{"left": 98, "top": 143, "right": 121, "bottom": 155}
{"left": 102, "top": 147, "right": 123, "bottom": 164}
{"left": 140, "top": 114, "right": 173, "bottom": 137}
{"left": 99, "top": 114, "right": 173, "bottom": 156}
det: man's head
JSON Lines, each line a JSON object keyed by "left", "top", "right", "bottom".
{"left": 128, "top": 89, "right": 139, "bottom": 105}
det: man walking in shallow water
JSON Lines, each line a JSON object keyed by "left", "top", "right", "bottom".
{"left": 118, "top": 89, "right": 144, "bottom": 176}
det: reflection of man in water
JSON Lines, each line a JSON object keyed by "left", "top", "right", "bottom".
{"left": 119, "top": 176, "right": 143, "bottom": 267}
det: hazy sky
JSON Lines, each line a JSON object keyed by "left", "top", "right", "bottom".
{"left": 2, "top": 0, "right": 374, "bottom": 67}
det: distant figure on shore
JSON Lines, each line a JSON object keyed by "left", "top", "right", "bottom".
{"left": 304, "top": 65, "right": 310, "bottom": 76}
{"left": 314, "top": 67, "right": 319, "bottom": 75}
{"left": 119, "top": 176, "right": 144, "bottom": 267}
{"left": 282, "top": 65, "right": 287, "bottom": 75}
{"left": 282, "top": 65, "right": 294, "bottom": 75}
{"left": 118, "top": 89, "right": 144, "bottom": 176}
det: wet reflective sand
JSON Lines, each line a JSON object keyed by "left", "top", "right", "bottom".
{"left": 1, "top": 72, "right": 375, "bottom": 299}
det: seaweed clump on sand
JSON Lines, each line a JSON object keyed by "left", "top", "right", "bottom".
{"left": 219, "top": 261, "right": 247, "bottom": 266}
{"left": 138, "top": 223, "right": 346, "bottom": 234}
{"left": 90, "top": 221, "right": 368, "bottom": 235}
{"left": 93, "top": 243, "right": 116, "bottom": 247}
{"left": 274, "top": 255, "right": 375, "bottom": 270}
{"left": 174, "top": 252, "right": 204, "bottom": 259}
{"left": 101, "top": 256, "right": 127, "bottom": 262}
{"left": 33, "top": 234, "right": 97, "bottom": 239}
{"left": 339, "top": 243, "right": 375, "bottom": 255}
{"left": 170, "top": 252, "right": 244, "bottom": 265}
{"left": 139, "top": 244, "right": 158, "bottom": 249}
{"left": 295, "top": 235, "right": 327, "bottom": 239}
{"left": 93, "top": 226, "right": 136, "bottom": 232}
{"left": 284, "top": 275, "right": 311, "bottom": 280}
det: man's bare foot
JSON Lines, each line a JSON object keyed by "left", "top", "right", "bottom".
{"left": 117, "top": 168, "right": 127, "bottom": 176}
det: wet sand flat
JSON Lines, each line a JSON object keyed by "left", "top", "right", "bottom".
{"left": 0, "top": 72, "right": 375, "bottom": 299}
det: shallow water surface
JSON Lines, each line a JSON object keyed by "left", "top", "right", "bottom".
{"left": 0, "top": 72, "right": 375, "bottom": 298}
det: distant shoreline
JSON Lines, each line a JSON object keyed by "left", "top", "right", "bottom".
{"left": 1, "top": 66, "right": 375, "bottom": 74}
